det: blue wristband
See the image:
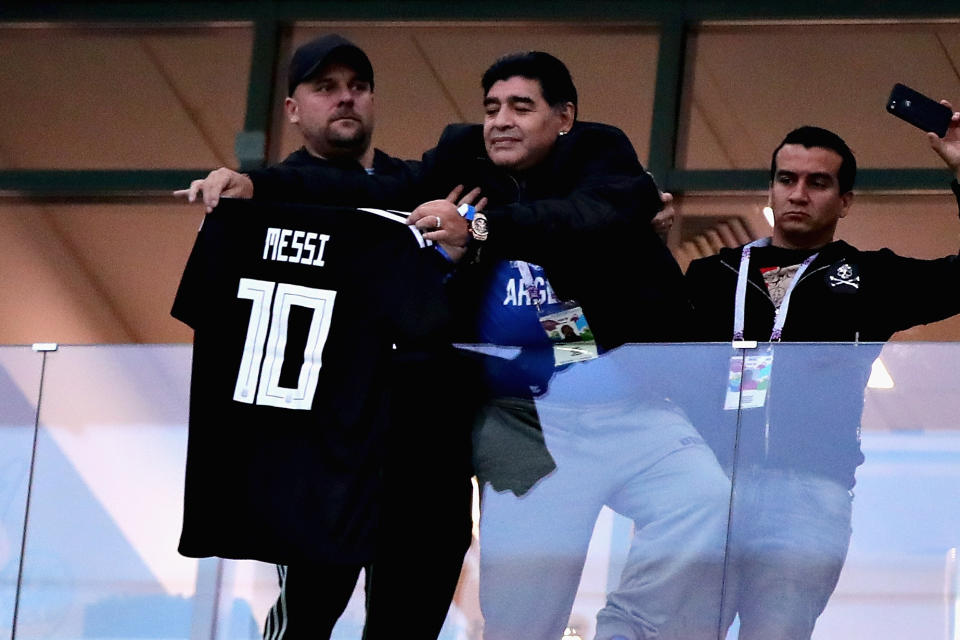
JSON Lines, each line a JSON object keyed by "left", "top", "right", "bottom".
{"left": 433, "top": 244, "right": 455, "bottom": 263}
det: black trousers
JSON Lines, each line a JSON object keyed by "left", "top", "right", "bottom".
{"left": 360, "top": 349, "right": 476, "bottom": 639}
{"left": 262, "top": 563, "right": 362, "bottom": 639}
{"left": 261, "top": 474, "right": 473, "bottom": 640}
{"left": 262, "top": 349, "right": 476, "bottom": 639}
{"left": 362, "top": 472, "right": 473, "bottom": 639}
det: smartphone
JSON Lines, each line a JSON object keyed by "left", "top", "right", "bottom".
{"left": 886, "top": 83, "right": 952, "bottom": 137}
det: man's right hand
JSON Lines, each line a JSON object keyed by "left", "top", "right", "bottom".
{"left": 173, "top": 168, "right": 254, "bottom": 213}
{"left": 408, "top": 185, "right": 486, "bottom": 263}
{"left": 927, "top": 99, "right": 960, "bottom": 181}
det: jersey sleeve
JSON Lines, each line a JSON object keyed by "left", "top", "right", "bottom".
{"left": 375, "top": 225, "right": 451, "bottom": 345}
{"left": 171, "top": 222, "right": 210, "bottom": 330}
{"left": 247, "top": 156, "right": 425, "bottom": 210}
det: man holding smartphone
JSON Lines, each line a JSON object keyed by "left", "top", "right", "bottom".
{"left": 683, "top": 115, "right": 960, "bottom": 640}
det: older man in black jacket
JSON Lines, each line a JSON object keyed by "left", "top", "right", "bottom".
{"left": 401, "top": 52, "right": 727, "bottom": 640}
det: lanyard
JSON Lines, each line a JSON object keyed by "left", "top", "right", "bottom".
{"left": 515, "top": 261, "right": 543, "bottom": 313}
{"left": 733, "top": 237, "right": 818, "bottom": 342}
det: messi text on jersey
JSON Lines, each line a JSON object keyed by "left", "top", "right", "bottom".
{"left": 263, "top": 227, "right": 331, "bottom": 267}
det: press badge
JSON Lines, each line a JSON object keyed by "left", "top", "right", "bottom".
{"left": 537, "top": 300, "right": 597, "bottom": 365}
{"left": 538, "top": 300, "right": 593, "bottom": 341}
{"left": 724, "top": 353, "right": 773, "bottom": 410}
{"left": 724, "top": 238, "right": 819, "bottom": 410}
{"left": 515, "top": 261, "right": 597, "bottom": 366}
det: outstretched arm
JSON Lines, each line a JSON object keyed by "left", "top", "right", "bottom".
{"left": 873, "top": 100, "right": 960, "bottom": 337}
{"left": 174, "top": 157, "right": 427, "bottom": 211}
{"left": 479, "top": 168, "right": 664, "bottom": 266}
{"left": 245, "top": 159, "right": 425, "bottom": 209}
{"left": 173, "top": 168, "right": 253, "bottom": 213}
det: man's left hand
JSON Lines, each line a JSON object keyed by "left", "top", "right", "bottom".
{"left": 652, "top": 192, "right": 675, "bottom": 236}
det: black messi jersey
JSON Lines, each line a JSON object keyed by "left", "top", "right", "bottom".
{"left": 172, "top": 199, "right": 448, "bottom": 565}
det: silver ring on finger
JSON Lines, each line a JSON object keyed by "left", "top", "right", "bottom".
{"left": 435, "top": 215, "right": 442, "bottom": 229}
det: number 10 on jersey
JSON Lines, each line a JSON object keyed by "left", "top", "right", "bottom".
{"left": 233, "top": 278, "right": 336, "bottom": 410}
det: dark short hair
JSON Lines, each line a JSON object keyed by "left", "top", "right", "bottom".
{"left": 481, "top": 51, "right": 578, "bottom": 117}
{"left": 770, "top": 126, "right": 857, "bottom": 193}
{"left": 287, "top": 34, "right": 374, "bottom": 96}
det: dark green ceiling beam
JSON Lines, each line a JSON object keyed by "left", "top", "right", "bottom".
{"left": 0, "top": 2, "right": 260, "bottom": 22}
{"left": 647, "top": 12, "right": 686, "bottom": 182}
{"left": 680, "top": 0, "right": 960, "bottom": 21}
{"left": 0, "top": 170, "right": 209, "bottom": 196}
{"left": 243, "top": 12, "right": 279, "bottom": 133}
{"left": 4, "top": 1, "right": 960, "bottom": 23}
{"left": 236, "top": 13, "right": 280, "bottom": 171}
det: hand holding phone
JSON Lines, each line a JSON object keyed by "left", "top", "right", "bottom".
{"left": 886, "top": 83, "right": 953, "bottom": 137}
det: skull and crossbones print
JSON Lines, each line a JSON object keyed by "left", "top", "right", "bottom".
{"left": 828, "top": 262, "right": 860, "bottom": 289}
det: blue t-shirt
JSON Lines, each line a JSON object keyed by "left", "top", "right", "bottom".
{"left": 474, "top": 260, "right": 559, "bottom": 346}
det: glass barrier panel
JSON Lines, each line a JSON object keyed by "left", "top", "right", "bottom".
{"left": 725, "top": 342, "right": 960, "bottom": 639}
{"left": 465, "top": 342, "right": 736, "bottom": 640}
{"left": 212, "top": 560, "right": 296, "bottom": 640}
{"left": 11, "top": 342, "right": 960, "bottom": 639}
{"left": 0, "top": 346, "right": 43, "bottom": 639}
{"left": 15, "top": 345, "right": 206, "bottom": 639}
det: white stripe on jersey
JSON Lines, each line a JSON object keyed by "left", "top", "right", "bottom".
{"left": 357, "top": 207, "right": 408, "bottom": 224}
{"left": 356, "top": 207, "right": 432, "bottom": 248}
{"left": 407, "top": 225, "right": 430, "bottom": 248}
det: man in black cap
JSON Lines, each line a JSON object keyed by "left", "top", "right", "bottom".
{"left": 282, "top": 33, "right": 376, "bottom": 165}
{"left": 179, "top": 34, "right": 475, "bottom": 640}
{"left": 181, "top": 34, "right": 384, "bottom": 199}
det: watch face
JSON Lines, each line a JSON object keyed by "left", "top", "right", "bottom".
{"left": 471, "top": 214, "right": 488, "bottom": 240}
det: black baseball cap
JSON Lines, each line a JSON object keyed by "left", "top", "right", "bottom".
{"left": 287, "top": 34, "right": 374, "bottom": 96}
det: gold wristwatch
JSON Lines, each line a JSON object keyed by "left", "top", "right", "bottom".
{"left": 469, "top": 211, "right": 488, "bottom": 242}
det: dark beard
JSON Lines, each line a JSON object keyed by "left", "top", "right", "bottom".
{"left": 327, "top": 126, "right": 370, "bottom": 153}
{"left": 329, "top": 132, "right": 367, "bottom": 148}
